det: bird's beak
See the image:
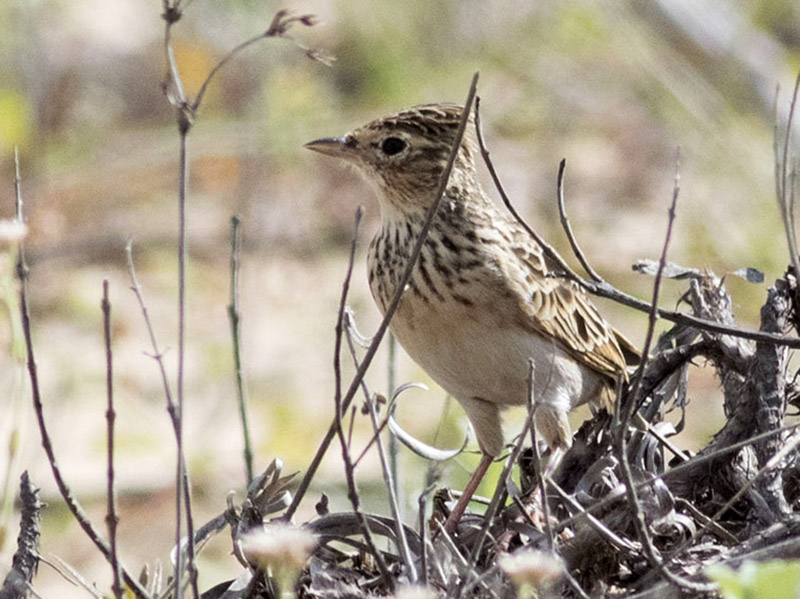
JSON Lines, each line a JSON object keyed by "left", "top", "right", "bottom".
{"left": 304, "top": 135, "right": 356, "bottom": 159}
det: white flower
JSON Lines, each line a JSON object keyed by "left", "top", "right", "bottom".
{"left": 395, "top": 585, "right": 438, "bottom": 599}
{"left": 499, "top": 550, "right": 563, "bottom": 587}
{"left": 239, "top": 523, "right": 316, "bottom": 573}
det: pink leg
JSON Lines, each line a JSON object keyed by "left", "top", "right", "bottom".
{"left": 443, "top": 453, "right": 494, "bottom": 535}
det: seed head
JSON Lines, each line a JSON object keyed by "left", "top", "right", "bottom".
{"left": 499, "top": 550, "right": 563, "bottom": 588}
{"left": 239, "top": 523, "right": 316, "bottom": 573}
{"left": 394, "top": 585, "right": 438, "bottom": 599}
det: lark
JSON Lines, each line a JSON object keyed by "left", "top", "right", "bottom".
{"left": 306, "top": 104, "right": 636, "bottom": 531}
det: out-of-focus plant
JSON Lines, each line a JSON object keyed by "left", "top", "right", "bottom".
{"left": 0, "top": 212, "right": 28, "bottom": 552}
{"left": 707, "top": 560, "right": 800, "bottom": 599}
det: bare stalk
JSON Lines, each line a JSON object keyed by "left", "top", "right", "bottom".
{"left": 228, "top": 216, "right": 254, "bottom": 485}
{"left": 331, "top": 209, "right": 394, "bottom": 589}
{"left": 473, "top": 97, "right": 575, "bottom": 279}
{"left": 160, "top": 6, "right": 194, "bottom": 590}
{"left": 15, "top": 161, "right": 151, "bottom": 599}
{"left": 387, "top": 334, "right": 401, "bottom": 515}
{"left": 127, "top": 240, "right": 199, "bottom": 581}
{"left": 174, "top": 121, "right": 197, "bottom": 599}
{"left": 342, "top": 324, "right": 417, "bottom": 581}
{"left": 613, "top": 156, "right": 714, "bottom": 593}
{"left": 102, "top": 281, "right": 123, "bottom": 599}
{"left": 556, "top": 159, "right": 603, "bottom": 282}
{"left": 157, "top": 10, "right": 325, "bottom": 591}
{"left": 524, "top": 360, "right": 554, "bottom": 550}
{"left": 193, "top": 10, "right": 328, "bottom": 111}
{"left": 474, "top": 98, "right": 800, "bottom": 349}
{"left": 776, "top": 72, "right": 800, "bottom": 279}
{"left": 125, "top": 243, "right": 174, "bottom": 408}
{"left": 622, "top": 151, "right": 680, "bottom": 429}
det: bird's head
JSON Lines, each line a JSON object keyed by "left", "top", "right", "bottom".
{"left": 305, "top": 103, "right": 478, "bottom": 213}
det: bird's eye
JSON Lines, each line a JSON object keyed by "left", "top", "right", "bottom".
{"left": 381, "top": 137, "right": 407, "bottom": 156}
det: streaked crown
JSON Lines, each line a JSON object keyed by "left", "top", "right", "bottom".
{"left": 305, "top": 104, "right": 479, "bottom": 211}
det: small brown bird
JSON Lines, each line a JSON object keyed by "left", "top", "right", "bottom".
{"left": 306, "top": 104, "right": 636, "bottom": 531}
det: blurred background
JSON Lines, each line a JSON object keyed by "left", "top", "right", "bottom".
{"left": 1, "top": 0, "right": 799, "bottom": 595}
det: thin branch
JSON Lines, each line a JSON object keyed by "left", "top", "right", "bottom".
{"left": 774, "top": 83, "right": 783, "bottom": 209}
{"left": 556, "top": 159, "right": 603, "bottom": 282}
{"left": 598, "top": 284, "right": 800, "bottom": 347}
{"left": 351, "top": 406, "right": 393, "bottom": 468}
{"left": 346, "top": 404, "right": 356, "bottom": 452}
{"left": 668, "top": 428, "right": 800, "bottom": 563}
{"left": 615, "top": 155, "right": 669, "bottom": 564}
{"left": 674, "top": 498, "right": 738, "bottom": 546}
{"left": 622, "top": 150, "right": 680, "bottom": 429}
{"left": 157, "top": 9, "right": 198, "bottom": 594}
{"left": 331, "top": 208, "right": 394, "bottom": 590}
{"left": 192, "top": 11, "right": 325, "bottom": 112}
{"left": 553, "top": 420, "right": 800, "bottom": 534}
{"left": 778, "top": 71, "right": 800, "bottom": 279}
{"left": 126, "top": 244, "right": 197, "bottom": 599}
{"left": 157, "top": 10, "right": 325, "bottom": 592}
{"left": 613, "top": 157, "right": 714, "bottom": 593}
{"left": 549, "top": 481, "right": 637, "bottom": 552}
{"left": 174, "top": 124, "right": 195, "bottom": 599}
{"left": 562, "top": 570, "right": 592, "bottom": 599}
{"left": 125, "top": 242, "right": 174, "bottom": 406}
{"left": 284, "top": 71, "right": 480, "bottom": 521}
{"left": 102, "top": 281, "right": 123, "bottom": 599}
{"left": 161, "top": 3, "right": 187, "bottom": 111}
{"left": 387, "top": 333, "right": 401, "bottom": 517}
{"left": 417, "top": 477, "right": 438, "bottom": 587}
{"left": 14, "top": 148, "right": 22, "bottom": 221}
{"left": 790, "top": 165, "right": 798, "bottom": 251}
{"left": 228, "top": 215, "right": 254, "bottom": 485}
{"left": 342, "top": 322, "right": 417, "bottom": 582}
{"left": 193, "top": 34, "right": 268, "bottom": 111}
{"left": 48, "top": 556, "right": 103, "bottom": 599}
{"left": 347, "top": 314, "right": 408, "bottom": 468}
{"left": 474, "top": 97, "right": 577, "bottom": 280}
{"left": 525, "top": 360, "right": 554, "bottom": 550}
{"left": 437, "top": 529, "right": 494, "bottom": 596}
{"left": 474, "top": 98, "right": 800, "bottom": 349}
{"left": 15, "top": 173, "right": 151, "bottom": 599}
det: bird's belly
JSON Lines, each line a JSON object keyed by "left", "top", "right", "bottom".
{"left": 389, "top": 299, "right": 604, "bottom": 412}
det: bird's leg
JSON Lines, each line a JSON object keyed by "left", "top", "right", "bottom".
{"left": 442, "top": 453, "right": 494, "bottom": 535}
{"left": 534, "top": 404, "right": 571, "bottom": 477}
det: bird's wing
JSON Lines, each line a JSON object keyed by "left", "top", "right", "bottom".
{"left": 500, "top": 224, "right": 635, "bottom": 380}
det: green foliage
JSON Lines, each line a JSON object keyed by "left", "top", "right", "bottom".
{"left": 707, "top": 560, "right": 800, "bottom": 599}
{"left": 0, "top": 88, "right": 32, "bottom": 154}
{"left": 553, "top": 2, "right": 612, "bottom": 56}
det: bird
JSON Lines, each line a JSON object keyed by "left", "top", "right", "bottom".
{"left": 305, "top": 103, "right": 637, "bottom": 532}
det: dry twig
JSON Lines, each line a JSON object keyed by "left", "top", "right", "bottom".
{"left": 473, "top": 97, "right": 800, "bottom": 349}
{"left": 330, "top": 208, "right": 395, "bottom": 590}
{"left": 102, "top": 281, "right": 123, "bottom": 599}
{"left": 15, "top": 160, "right": 151, "bottom": 599}
{"left": 612, "top": 156, "right": 714, "bottom": 592}
{"left": 228, "top": 215, "right": 255, "bottom": 485}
